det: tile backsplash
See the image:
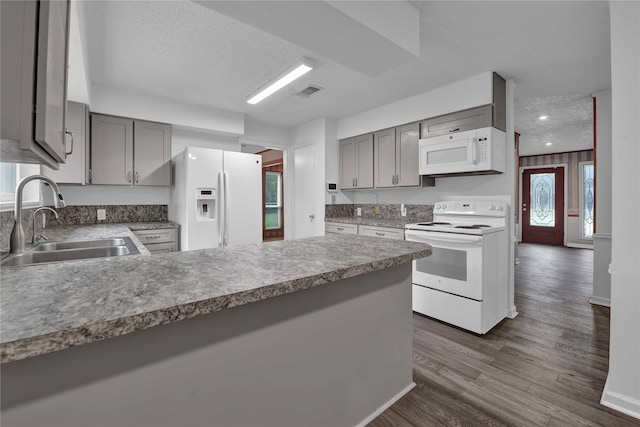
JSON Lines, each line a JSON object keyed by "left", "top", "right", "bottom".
{"left": 325, "top": 203, "right": 433, "bottom": 222}
{"left": 0, "top": 205, "right": 168, "bottom": 251}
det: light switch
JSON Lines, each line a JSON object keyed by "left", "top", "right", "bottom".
{"left": 97, "top": 209, "right": 106, "bottom": 221}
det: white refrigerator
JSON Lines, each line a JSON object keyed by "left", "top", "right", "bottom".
{"left": 171, "top": 147, "right": 263, "bottom": 250}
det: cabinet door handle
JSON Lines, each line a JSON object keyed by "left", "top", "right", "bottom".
{"left": 449, "top": 128, "right": 460, "bottom": 133}
{"left": 355, "top": 177, "right": 358, "bottom": 187}
{"left": 64, "top": 129, "right": 74, "bottom": 156}
{"left": 135, "top": 172, "right": 140, "bottom": 184}
{"left": 376, "top": 232, "right": 385, "bottom": 236}
{"left": 127, "top": 171, "right": 132, "bottom": 183}
{"left": 337, "top": 227, "right": 344, "bottom": 231}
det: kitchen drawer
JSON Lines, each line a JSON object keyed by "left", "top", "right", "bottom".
{"left": 358, "top": 225, "right": 404, "bottom": 240}
{"left": 144, "top": 242, "right": 176, "bottom": 254}
{"left": 132, "top": 228, "right": 176, "bottom": 245}
{"left": 325, "top": 222, "right": 358, "bottom": 235}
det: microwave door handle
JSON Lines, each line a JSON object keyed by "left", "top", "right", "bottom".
{"left": 471, "top": 137, "right": 478, "bottom": 164}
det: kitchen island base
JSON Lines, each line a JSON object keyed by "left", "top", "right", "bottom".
{"left": 1, "top": 263, "right": 413, "bottom": 427}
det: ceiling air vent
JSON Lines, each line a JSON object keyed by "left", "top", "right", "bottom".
{"left": 295, "top": 85, "right": 323, "bottom": 98}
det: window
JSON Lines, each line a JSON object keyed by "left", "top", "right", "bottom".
{"left": 529, "top": 172, "right": 556, "bottom": 227}
{"left": 580, "top": 161, "right": 594, "bottom": 239}
{"left": 0, "top": 163, "right": 17, "bottom": 202}
{"left": 264, "top": 171, "right": 282, "bottom": 229}
{"left": 0, "top": 163, "right": 42, "bottom": 209}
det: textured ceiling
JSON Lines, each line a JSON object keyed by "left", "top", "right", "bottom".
{"left": 515, "top": 95, "right": 594, "bottom": 156}
{"left": 79, "top": 1, "right": 611, "bottom": 155}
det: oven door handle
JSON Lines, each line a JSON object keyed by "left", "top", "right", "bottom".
{"left": 405, "top": 230, "right": 483, "bottom": 244}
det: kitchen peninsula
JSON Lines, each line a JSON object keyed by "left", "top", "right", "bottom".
{"left": 1, "top": 232, "right": 431, "bottom": 427}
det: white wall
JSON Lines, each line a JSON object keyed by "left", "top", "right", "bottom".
{"left": 171, "top": 126, "right": 240, "bottom": 157}
{"left": 592, "top": 91, "right": 612, "bottom": 306}
{"left": 601, "top": 1, "right": 640, "bottom": 419}
{"left": 91, "top": 85, "right": 245, "bottom": 136}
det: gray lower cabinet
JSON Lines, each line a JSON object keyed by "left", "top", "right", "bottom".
{"left": 325, "top": 222, "right": 404, "bottom": 240}
{"left": 340, "top": 134, "right": 374, "bottom": 190}
{"left": 358, "top": 225, "right": 404, "bottom": 240}
{"left": 132, "top": 228, "right": 177, "bottom": 253}
{"left": 374, "top": 122, "right": 421, "bottom": 188}
{"left": 325, "top": 222, "right": 358, "bottom": 235}
{"left": 90, "top": 114, "right": 171, "bottom": 186}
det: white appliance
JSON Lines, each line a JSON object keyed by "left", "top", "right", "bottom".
{"left": 171, "top": 147, "right": 262, "bottom": 250}
{"left": 405, "top": 200, "right": 509, "bottom": 334}
{"left": 418, "top": 127, "right": 506, "bottom": 176}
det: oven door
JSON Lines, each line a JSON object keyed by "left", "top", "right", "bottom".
{"left": 405, "top": 229, "right": 484, "bottom": 300}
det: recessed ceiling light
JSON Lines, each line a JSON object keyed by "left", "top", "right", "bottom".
{"left": 545, "top": 142, "right": 553, "bottom": 146}
{"left": 538, "top": 115, "right": 549, "bottom": 121}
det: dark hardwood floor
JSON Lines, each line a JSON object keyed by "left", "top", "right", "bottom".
{"left": 369, "top": 243, "right": 640, "bottom": 427}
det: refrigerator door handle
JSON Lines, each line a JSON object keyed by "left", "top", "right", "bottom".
{"left": 218, "top": 171, "right": 224, "bottom": 247}
{"left": 224, "top": 171, "right": 230, "bottom": 246}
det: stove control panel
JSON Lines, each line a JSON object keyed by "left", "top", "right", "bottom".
{"left": 435, "top": 201, "right": 507, "bottom": 216}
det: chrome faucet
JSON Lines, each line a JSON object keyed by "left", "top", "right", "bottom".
{"left": 10, "top": 175, "right": 66, "bottom": 253}
{"left": 32, "top": 207, "right": 60, "bottom": 244}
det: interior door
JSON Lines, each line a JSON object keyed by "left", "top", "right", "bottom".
{"left": 522, "top": 167, "right": 565, "bottom": 245}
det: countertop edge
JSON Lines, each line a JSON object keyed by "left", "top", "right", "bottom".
{"left": 0, "top": 247, "right": 430, "bottom": 364}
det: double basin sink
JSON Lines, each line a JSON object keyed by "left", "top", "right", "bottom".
{"left": 1, "top": 237, "right": 140, "bottom": 267}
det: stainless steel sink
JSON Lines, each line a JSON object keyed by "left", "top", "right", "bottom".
{"left": 32, "top": 238, "right": 130, "bottom": 251}
{"left": 1, "top": 237, "right": 140, "bottom": 267}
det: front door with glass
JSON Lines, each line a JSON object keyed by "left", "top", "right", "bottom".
{"left": 522, "top": 167, "right": 565, "bottom": 245}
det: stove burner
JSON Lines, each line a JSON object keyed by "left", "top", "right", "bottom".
{"left": 454, "top": 224, "right": 492, "bottom": 229}
{"left": 417, "top": 222, "right": 452, "bottom": 226}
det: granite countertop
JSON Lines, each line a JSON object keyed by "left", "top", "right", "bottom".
{"left": 0, "top": 233, "right": 430, "bottom": 364}
{"left": 325, "top": 217, "right": 417, "bottom": 229}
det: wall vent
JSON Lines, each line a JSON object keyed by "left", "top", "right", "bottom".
{"left": 295, "top": 85, "right": 323, "bottom": 98}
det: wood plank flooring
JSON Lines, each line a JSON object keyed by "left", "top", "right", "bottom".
{"left": 368, "top": 243, "right": 640, "bottom": 427}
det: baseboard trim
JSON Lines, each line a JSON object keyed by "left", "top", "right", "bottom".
{"left": 567, "top": 243, "right": 594, "bottom": 249}
{"left": 507, "top": 306, "right": 519, "bottom": 319}
{"left": 601, "top": 375, "right": 640, "bottom": 420}
{"left": 589, "top": 296, "right": 611, "bottom": 307}
{"left": 355, "top": 382, "right": 416, "bottom": 427}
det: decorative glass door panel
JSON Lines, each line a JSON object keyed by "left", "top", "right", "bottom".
{"left": 522, "top": 167, "right": 565, "bottom": 245}
{"left": 530, "top": 173, "right": 556, "bottom": 227}
{"left": 581, "top": 162, "right": 594, "bottom": 238}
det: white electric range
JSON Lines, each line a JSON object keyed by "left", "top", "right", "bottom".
{"left": 405, "top": 200, "right": 509, "bottom": 334}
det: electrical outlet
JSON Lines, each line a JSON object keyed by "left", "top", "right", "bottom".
{"left": 374, "top": 205, "right": 380, "bottom": 215}
{"left": 401, "top": 203, "right": 407, "bottom": 217}
{"left": 97, "top": 209, "right": 106, "bottom": 221}
{"left": 357, "top": 207, "right": 362, "bottom": 216}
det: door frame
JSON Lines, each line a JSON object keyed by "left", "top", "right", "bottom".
{"left": 238, "top": 138, "right": 291, "bottom": 240}
{"left": 518, "top": 164, "right": 568, "bottom": 246}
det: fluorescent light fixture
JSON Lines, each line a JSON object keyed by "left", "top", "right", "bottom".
{"left": 538, "top": 115, "right": 549, "bottom": 121}
{"left": 247, "top": 57, "right": 315, "bottom": 105}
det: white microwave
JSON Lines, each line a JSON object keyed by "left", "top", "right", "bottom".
{"left": 418, "top": 127, "right": 505, "bottom": 176}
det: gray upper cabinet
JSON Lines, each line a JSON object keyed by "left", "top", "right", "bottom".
{"left": 374, "top": 128, "right": 396, "bottom": 188}
{"left": 133, "top": 120, "right": 171, "bottom": 186}
{"left": 90, "top": 114, "right": 171, "bottom": 186}
{"left": 91, "top": 114, "right": 134, "bottom": 185}
{"left": 395, "top": 122, "right": 421, "bottom": 187}
{"left": 1, "top": 0, "right": 70, "bottom": 168}
{"left": 421, "top": 72, "right": 506, "bottom": 138}
{"left": 374, "top": 123, "right": 421, "bottom": 188}
{"left": 42, "top": 101, "right": 89, "bottom": 184}
{"left": 339, "top": 133, "right": 373, "bottom": 190}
